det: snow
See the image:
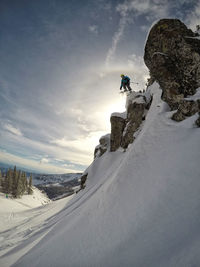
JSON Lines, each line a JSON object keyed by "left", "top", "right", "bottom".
{"left": 126, "top": 90, "right": 146, "bottom": 109}
{"left": 0, "top": 189, "right": 74, "bottom": 266}
{"left": 111, "top": 111, "right": 127, "bottom": 119}
{"left": 185, "top": 87, "right": 200, "bottom": 101}
{"left": 185, "top": 36, "right": 200, "bottom": 40}
{"left": 152, "top": 51, "right": 168, "bottom": 57}
{"left": 1, "top": 82, "right": 200, "bottom": 266}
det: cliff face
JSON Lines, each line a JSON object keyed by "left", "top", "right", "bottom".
{"left": 82, "top": 19, "right": 200, "bottom": 190}
{"left": 144, "top": 19, "right": 200, "bottom": 123}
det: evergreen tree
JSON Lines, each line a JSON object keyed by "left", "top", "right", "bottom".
{"left": 28, "top": 174, "right": 33, "bottom": 195}
{"left": 12, "top": 166, "right": 18, "bottom": 197}
{"left": 21, "top": 172, "right": 27, "bottom": 194}
{"left": 4, "top": 169, "right": 13, "bottom": 194}
{"left": 0, "top": 169, "right": 2, "bottom": 187}
{"left": 16, "top": 171, "right": 23, "bottom": 198}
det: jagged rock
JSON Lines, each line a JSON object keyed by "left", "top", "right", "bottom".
{"left": 121, "top": 102, "right": 145, "bottom": 149}
{"left": 172, "top": 100, "right": 199, "bottom": 121}
{"left": 94, "top": 134, "right": 110, "bottom": 158}
{"left": 109, "top": 93, "right": 149, "bottom": 152}
{"left": 110, "top": 115, "right": 126, "bottom": 152}
{"left": 171, "top": 111, "right": 186, "bottom": 122}
{"left": 196, "top": 114, "right": 200, "bottom": 127}
{"left": 144, "top": 19, "right": 200, "bottom": 110}
{"left": 80, "top": 173, "right": 88, "bottom": 189}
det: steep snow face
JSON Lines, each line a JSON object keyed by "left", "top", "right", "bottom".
{"left": 3, "top": 83, "right": 200, "bottom": 267}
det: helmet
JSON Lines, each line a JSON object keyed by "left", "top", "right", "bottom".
{"left": 121, "top": 74, "right": 124, "bottom": 77}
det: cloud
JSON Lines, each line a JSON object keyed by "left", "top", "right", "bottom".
{"left": 50, "top": 130, "right": 105, "bottom": 153}
{"left": 0, "top": 150, "right": 79, "bottom": 174}
{"left": 3, "top": 123, "right": 23, "bottom": 136}
{"left": 105, "top": 16, "right": 128, "bottom": 67}
{"left": 89, "top": 25, "right": 98, "bottom": 35}
{"left": 105, "top": 0, "right": 169, "bottom": 67}
{"left": 40, "top": 157, "right": 49, "bottom": 164}
{"left": 186, "top": 2, "right": 200, "bottom": 30}
{"left": 122, "top": 0, "right": 169, "bottom": 18}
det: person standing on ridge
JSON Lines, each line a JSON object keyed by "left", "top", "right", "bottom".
{"left": 120, "top": 74, "right": 132, "bottom": 92}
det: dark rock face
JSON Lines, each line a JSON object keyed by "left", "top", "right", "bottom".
{"left": 94, "top": 134, "right": 110, "bottom": 158}
{"left": 172, "top": 100, "right": 200, "bottom": 121}
{"left": 110, "top": 94, "right": 148, "bottom": 152}
{"left": 110, "top": 116, "right": 126, "bottom": 151}
{"left": 196, "top": 114, "right": 200, "bottom": 127}
{"left": 80, "top": 173, "right": 88, "bottom": 189}
{"left": 121, "top": 102, "right": 145, "bottom": 149}
{"left": 144, "top": 19, "right": 200, "bottom": 110}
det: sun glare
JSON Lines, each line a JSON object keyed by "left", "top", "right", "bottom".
{"left": 103, "top": 96, "right": 126, "bottom": 131}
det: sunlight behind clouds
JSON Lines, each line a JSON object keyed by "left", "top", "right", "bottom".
{"left": 0, "top": 0, "right": 198, "bottom": 173}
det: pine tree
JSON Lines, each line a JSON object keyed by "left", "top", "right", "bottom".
{"left": 12, "top": 166, "right": 18, "bottom": 197}
{"left": 0, "top": 169, "right": 2, "bottom": 188}
{"left": 21, "top": 172, "right": 27, "bottom": 194}
{"left": 28, "top": 174, "right": 33, "bottom": 195}
{"left": 4, "top": 169, "right": 13, "bottom": 194}
{"left": 16, "top": 171, "right": 23, "bottom": 198}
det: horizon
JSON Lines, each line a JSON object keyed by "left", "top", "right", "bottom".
{"left": 0, "top": 0, "right": 199, "bottom": 173}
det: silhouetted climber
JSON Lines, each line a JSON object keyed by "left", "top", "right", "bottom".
{"left": 120, "top": 74, "right": 132, "bottom": 92}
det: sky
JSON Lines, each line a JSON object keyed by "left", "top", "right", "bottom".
{"left": 0, "top": 0, "right": 199, "bottom": 174}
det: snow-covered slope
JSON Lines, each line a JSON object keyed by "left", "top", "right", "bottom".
{"left": 0, "top": 189, "right": 74, "bottom": 266}
{"left": 1, "top": 83, "right": 200, "bottom": 267}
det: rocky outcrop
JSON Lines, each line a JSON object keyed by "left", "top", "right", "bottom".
{"left": 196, "top": 114, "right": 200, "bottom": 127}
{"left": 110, "top": 93, "right": 149, "bottom": 152}
{"left": 110, "top": 113, "right": 126, "bottom": 152}
{"left": 80, "top": 173, "right": 88, "bottom": 189}
{"left": 172, "top": 100, "right": 200, "bottom": 121}
{"left": 121, "top": 98, "right": 146, "bottom": 149}
{"left": 144, "top": 19, "right": 200, "bottom": 112}
{"left": 94, "top": 134, "right": 110, "bottom": 158}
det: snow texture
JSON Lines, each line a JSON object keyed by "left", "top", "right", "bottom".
{"left": 1, "top": 82, "right": 200, "bottom": 267}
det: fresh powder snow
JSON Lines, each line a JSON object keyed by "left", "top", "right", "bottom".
{"left": 0, "top": 82, "right": 200, "bottom": 267}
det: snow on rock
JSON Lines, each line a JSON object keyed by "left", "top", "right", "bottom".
{"left": 111, "top": 111, "right": 127, "bottom": 119}
{"left": 94, "top": 134, "right": 110, "bottom": 159}
{"left": 126, "top": 91, "right": 146, "bottom": 109}
{"left": 185, "top": 87, "right": 200, "bottom": 101}
{"left": 4, "top": 82, "right": 199, "bottom": 267}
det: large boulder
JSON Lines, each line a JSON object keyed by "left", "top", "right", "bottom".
{"left": 144, "top": 19, "right": 200, "bottom": 110}
{"left": 121, "top": 98, "right": 146, "bottom": 149}
{"left": 110, "top": 93, "right": 148, "bottom": 152}
{"left": 94, "top": 134, "right": 110, "bottom": 158}
{"left": 172, "top": 100, "right": 200, "bottom": 121}
{"left": 110, "top": 113, "right": 126, "bottom": 152}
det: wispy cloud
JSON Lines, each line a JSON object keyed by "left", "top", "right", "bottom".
{"left": 0, "top": 150, "right": 79, "bottom": 174}
{"left": 105, "top": 15, "right": 128, "bottom": 67}
{"left": 3, "top": 123, "right": 23, "bottom": 136}
{"left": 89, "top": 25, "right": 98, "bottom": 35}
{"left": 50, "top": 130, "right": 105, "bottom": 154}
{"left": 105, "top": 0, "right": 169, "bottom": 67}
{"left": 40, "top": 157, "right": 49, "bottom": 164}
{"left": 186, "top": 1, "right": 200, "bottom": 30}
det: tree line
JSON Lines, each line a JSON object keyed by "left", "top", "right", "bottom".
{"left": 0, "top": 166, "right": 33, "bottom": 198}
